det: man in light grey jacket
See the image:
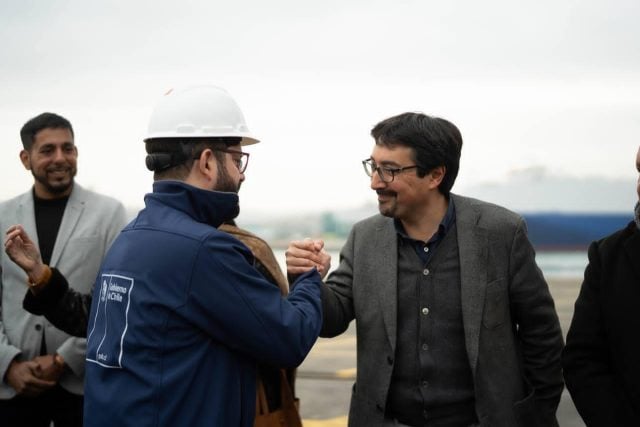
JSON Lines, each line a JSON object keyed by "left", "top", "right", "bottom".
{"left": 0, "top": 112, "right": 126, "bottom": 427}
{"left": 287, "top": 113, "right": 564, "bottom": 427}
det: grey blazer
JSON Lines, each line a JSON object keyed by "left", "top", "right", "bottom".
{"left": 0, "top": 184, "right": 127, "bottom": 398}
{"left": 321, "top": 194, "right": 564, "bottom": 427}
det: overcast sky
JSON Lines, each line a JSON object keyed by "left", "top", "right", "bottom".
{"left": 1, "top": 0, "right": 639, "bottom": 219}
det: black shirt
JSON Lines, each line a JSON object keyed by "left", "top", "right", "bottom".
{"left": 33, "top": 189, "right": 69, "bottom": 265}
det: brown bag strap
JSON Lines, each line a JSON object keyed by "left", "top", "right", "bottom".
{"left": 255, "top": 378, "right": 270, "bottom": 416}
{"left": 278, "top": 369, "right": 295, "bottom": 405}
{"left": 219, "top": 224, "right": 289, "bottom": 295}
{"left": 279, "top": 369, "right": 303, "bottom": 426}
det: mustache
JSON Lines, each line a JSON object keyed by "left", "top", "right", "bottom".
{"left": 376, "top": 190, "right": 396, "bottom": 197}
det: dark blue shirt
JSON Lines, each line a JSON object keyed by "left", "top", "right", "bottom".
{"left": 394, "top": 199, "right": 456, "bottom": 264}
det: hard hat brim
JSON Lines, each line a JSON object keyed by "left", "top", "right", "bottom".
{"left": 144, "top": 133, "right": 260, "bottom": 146}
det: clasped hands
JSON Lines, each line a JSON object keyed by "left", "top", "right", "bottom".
{"left": 285, "top": 237, "right": 332, "bottom": 279}
{"left": 5, "top": 354, "right": 65, "bottom": 397}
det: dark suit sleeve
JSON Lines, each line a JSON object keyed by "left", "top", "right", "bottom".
{"left": 562, "top": 241, "right": 637, "bottom": 426}
{"left": 23, "top": 268, "right": 91, "bottom": 337}
{"left": 320, "top": 226, "right": 356, "bottom": 337}
{"left": 508, "top": 219, "right": 564, "bottom": 424}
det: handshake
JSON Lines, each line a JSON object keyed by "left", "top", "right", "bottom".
{"left": 285, "top": 237, "right": 332, "bottom": 279}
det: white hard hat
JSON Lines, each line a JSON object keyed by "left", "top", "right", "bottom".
{"left": 144, "top": 85, "right": 259, "bottom": 145}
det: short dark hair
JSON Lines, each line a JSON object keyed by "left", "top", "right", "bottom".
{"left": 145, "top": 137, "right": 240, "bottom": 181}
{"left": 370, "top": 112, "right": 463, "bottom": 196}
{"left": 20, "top": 112, "right": 74, "bottom": 150}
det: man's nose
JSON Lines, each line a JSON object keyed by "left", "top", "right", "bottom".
{"left": 52, "top": 148, "right": 66, "bottom": 162}
{"left": 370, "top": 171, "right": 386, "bottom": 190}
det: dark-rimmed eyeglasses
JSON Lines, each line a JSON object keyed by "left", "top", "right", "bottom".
{"left": 218, "top": 148, "right": 249, "bottom": 174}
{"left": 195, "top": 148, "right": 250, "bottom": 173}
{"left": 362, "top": 158, "right": 419, "bottom": 183}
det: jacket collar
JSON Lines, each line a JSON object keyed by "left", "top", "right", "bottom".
{"left": 145, "top": 180, "right": 239, "bottom": 228}
{"left": 451, "top": 193, "right": 488, "bottom": 376}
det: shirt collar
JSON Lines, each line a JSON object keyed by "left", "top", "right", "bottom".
{"left": 394, "top": 197, "right": 456, "bottom": 243}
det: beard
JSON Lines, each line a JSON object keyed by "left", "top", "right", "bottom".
{"left": 214, "top": 166, "right": 241, "bottom": 220}
{"left": 214, "top": 165, "right": 240, "bottom": 193}
{"left": 31, "top": 164, "right": 76, "bottom": 196}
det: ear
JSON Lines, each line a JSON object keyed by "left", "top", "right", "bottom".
{"left": 19, "top": 150, "right": 31, "bottom": 170}
{"left": 186, "top": 149, "right": 217, "bottom": 189}
{"left": 196, "top": 148, "right": 218, "bottom": 182}
{"left": 428, "top": 166, "right": 446, "bottom": 189}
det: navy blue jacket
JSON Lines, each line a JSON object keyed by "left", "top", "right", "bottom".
{"left": 84, "top": 181, "right": 322, "bottom": 427}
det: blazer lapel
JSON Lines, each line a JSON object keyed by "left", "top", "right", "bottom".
{"left": 16, "top": 191, "right": 39, "bottom": 250}
{"left": 49, "top": 185, "right": 85, "bottom": 267}
{"left": 375, "top": 218, "right": 399, "bottom": 353}
{"left": 452, "top": 194, "right": 488, "bottom": 377}
{"left": 623, "top": 225, "right": 640, "bottom": 280}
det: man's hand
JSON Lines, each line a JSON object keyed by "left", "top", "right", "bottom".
{"left": 4, "top": 359, "right": 56, "bottom": 397}
{"left": 33, "top": 354, "right": 65, "bottom": 383}
{"left": 4, "top": 225, "right": 46, "bottom": 282}
{"left": 286, "top": 238, "right": 332, "bottom": 279}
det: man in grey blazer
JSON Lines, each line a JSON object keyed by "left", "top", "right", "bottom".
{"left": 287, "top": 113, "right": 564, "bottom": 427}
{"left": 0, "top": 112, "right": 127, "bottom": 426}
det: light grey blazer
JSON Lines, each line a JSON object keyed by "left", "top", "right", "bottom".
{"left": 0, "top": 184, "right": 127, "bottom": 398}
{"left": 321, "top": 194, "right": 564, "bottom": 427}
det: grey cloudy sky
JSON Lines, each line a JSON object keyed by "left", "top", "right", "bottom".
{"left": 1, "top": 0, "right": 639, "bottom": 218}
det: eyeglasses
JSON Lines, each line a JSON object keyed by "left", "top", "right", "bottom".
{"left": 195, "top": 148, "right": 250, "bottom": 173}
{"left": 362, "top": 158, "right": 419, "bottom": 183}
{"left": 217, "top": 148, "right": 249, "bottom": 173}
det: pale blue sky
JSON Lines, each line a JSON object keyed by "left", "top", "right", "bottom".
{"left": 1, "top": 0, "right": 639, "bottom": 217}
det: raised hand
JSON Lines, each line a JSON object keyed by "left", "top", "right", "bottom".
{"left": 4, "top": 224, "right": 46, "bottom": 281}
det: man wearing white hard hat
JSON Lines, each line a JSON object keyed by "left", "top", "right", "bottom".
{"left": 52, "top": 85, "right": 321, "bottom": 427}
